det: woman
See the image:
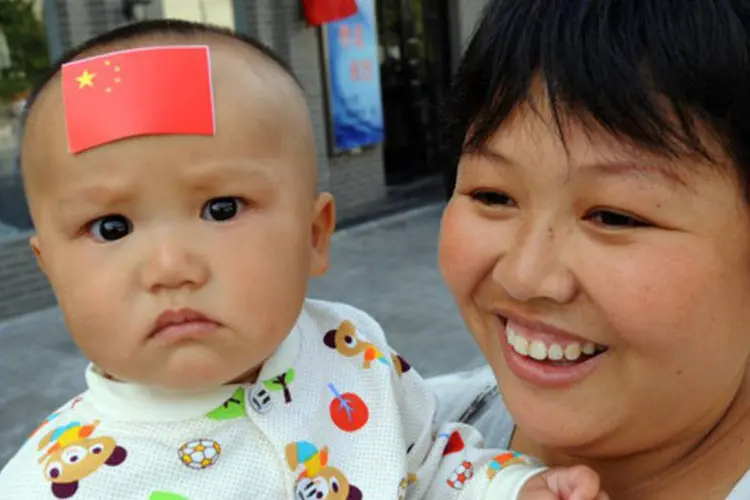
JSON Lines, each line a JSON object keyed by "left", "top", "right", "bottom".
{"left": 435, "top": 1, "right": 750, "bottom": 498}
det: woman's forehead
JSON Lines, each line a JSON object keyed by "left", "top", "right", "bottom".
{"left": 465, "top": 94, "right": 735, "bottom": 186}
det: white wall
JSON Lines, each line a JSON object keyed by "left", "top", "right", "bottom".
{"left": 449, "top": 0, "right": 487, "bottom": 70}
{"left": 457, "top": 0, "right": 487, "bottom": 49}
{"left": 161, "top": 0, "right": 236, "bottom": 30}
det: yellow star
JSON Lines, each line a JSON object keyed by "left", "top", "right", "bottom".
{"left": 114, "top": 76, "right": 121, "bottom": 84}
{"left": 76, "top": 70, "right": 96, "bottom": 88}
{"left": 104, "top": 60, "right": 111, "bottom": 66}
{"left": 114, "top": 66, "right": 120, "bottom": 72}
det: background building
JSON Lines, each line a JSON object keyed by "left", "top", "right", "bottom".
{"left": 0, "top": 0, "right": 488, "bottom": 320}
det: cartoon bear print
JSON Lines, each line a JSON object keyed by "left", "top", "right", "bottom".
{"left": 36, "top": 420, "right": 127, "bottom": 498}
{"left": 285, "top": 441, "right": 363, "bottom": 500}
{"left": 323, "top": 320, "right": 411, "bottom": 376}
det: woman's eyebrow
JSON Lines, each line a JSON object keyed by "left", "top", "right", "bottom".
{"left": 577, "top": 161, "right": 689, "bottom": 188}
{"left": 470, "top": 143, "right": 689, "bottom": 188}
{"left": 467, "top": 144, "right": 517, "bottom": 167}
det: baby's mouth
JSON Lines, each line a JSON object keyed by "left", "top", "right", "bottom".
{"left": 504, "top": 322, "right": 608, "bottom": 366}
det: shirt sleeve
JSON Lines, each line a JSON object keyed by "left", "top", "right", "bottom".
{"left": 405, "top": 419, "right": 547, "bottom": 500}
{"left": 311, "top": 302, "right": 547, "bottom": 500}
{"left": 375, "top": 342, "right": 544, "bottom": 499}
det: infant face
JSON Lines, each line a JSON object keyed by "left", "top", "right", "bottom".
{"left": 23, "top": 40, "right": 335, "bottom": 389}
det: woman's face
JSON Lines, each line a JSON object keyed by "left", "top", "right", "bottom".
{"left": 439, "top": 98, "right": 750, "bottom": 457}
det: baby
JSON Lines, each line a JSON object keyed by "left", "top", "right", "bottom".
{"left": 0, "top": 20, "right": 606, "bottom": 500}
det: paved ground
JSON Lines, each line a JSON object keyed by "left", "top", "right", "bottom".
{"left": 0, "top": 203, "right": 484, "bottom": 465}
{"left": 0, "top": 148, "right": 32, "bottom": 236}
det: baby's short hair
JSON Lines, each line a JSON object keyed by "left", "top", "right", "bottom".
{"left": 22, "top": 18, "right": 301, "bottom": 128}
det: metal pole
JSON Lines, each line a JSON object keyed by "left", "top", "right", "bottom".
{"left": 43, "top": 0, "right": 63, "bottom": 62}
{"left": 232, "top": 0, "right": 250, "bottom": 34}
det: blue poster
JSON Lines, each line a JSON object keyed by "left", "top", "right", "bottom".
{"left": 322, "top": 0, "right": 384, "bottom": 154}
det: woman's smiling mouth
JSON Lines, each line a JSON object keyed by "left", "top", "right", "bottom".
{"left": 497, "top": 313, "right": 609, "bottom": 387}
{"left": 505, "top": 323, "right": 608, "bottom": 365}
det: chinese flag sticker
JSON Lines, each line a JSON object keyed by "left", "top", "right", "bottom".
{"left": 61, "top": 45, "right": 215, "bottom": 154}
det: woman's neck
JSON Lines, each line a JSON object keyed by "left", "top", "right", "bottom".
{"left": 512, "top": 371, "right": 750, "bottom": 499}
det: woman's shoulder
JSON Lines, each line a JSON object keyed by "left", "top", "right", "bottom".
{"left": 426, "top": 365, "right": 515, "bottom": 447}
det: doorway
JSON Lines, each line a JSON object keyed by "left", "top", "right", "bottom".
{"left": 377, "top": 0, "right": 452, "bottom": 185}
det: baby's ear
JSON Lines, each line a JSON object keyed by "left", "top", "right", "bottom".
{"left": 310, "top": 192, "right": 335, "bottom": 277}
{"left": 29, "top": 234, "right": 46, "bottom": 275}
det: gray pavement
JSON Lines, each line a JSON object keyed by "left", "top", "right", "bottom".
{"left": 0, "top": 203, "right": 483, "bottom": 466}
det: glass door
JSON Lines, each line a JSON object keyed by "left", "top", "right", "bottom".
{"left": 377, "top": 0, "right": 451, "bottom": 185}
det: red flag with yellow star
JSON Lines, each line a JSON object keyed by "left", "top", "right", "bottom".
{"left": 61, "top": 45, "right": 215, "bottom": 154}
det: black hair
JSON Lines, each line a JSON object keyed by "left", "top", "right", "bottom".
{"left": 442, "top": 0, "right": 750, "bottom": 195}
{"left": 22, "top": 18, "right": 300, "bottom": 127}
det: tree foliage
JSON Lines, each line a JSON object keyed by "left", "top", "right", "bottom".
{"left": 0, "top": 0, "right": 49, "bottom": 102}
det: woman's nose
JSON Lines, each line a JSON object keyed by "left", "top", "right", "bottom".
{"left": 491, "top": 221, "right": 576, "bottom": 304}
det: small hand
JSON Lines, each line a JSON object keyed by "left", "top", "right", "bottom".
{"left": 519, "top": 465, "right": 610, "bottom": 500}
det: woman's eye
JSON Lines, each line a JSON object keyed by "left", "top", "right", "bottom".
{"left": 585, "top": 209, "right": 651, "bottom": 229}
{"left": 470, "top": 190, "right": 517, "bottom": 207}
{"left": 201, "top": 197, "right": 246, "bottom": 222}
{"left": 89, "top": 215, "right": 132, "bottom": 242}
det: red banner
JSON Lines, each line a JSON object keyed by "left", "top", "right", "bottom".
{"left": 302, "top": 0, "right": 358, "bottom": 26}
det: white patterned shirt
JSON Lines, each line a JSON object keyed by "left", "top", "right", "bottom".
{"left": 0, "top": 299, "right": 544, "bottom": 500}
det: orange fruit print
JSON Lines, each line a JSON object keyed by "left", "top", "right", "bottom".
{"left": 327, "top": 383, "right": 369, "bottom": 432}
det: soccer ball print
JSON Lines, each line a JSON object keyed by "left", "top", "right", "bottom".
{"left": 178, "top": 439, "right": 222, "bottom": 470}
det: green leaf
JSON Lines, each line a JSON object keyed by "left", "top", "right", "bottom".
{"left": 286, "top": 368, "right": 296, "bottom": 384}
{"left": 263, "top": 379, "right": 282, "bottom": 391}
{"left": 206, "top": 388, "right": 246, "bottom": 421}
{"left": 0, "top": 0, "right": 49, "bottom": 102}
{"left": 149, "top": 493, "right": 188, "bottom": 500}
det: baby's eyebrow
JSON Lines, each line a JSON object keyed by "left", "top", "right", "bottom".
{"left": 57, "top": 184, "right": 133, "bottom": 209}
{"left": 55, "top": 161, "right": 276, "bottom": 211}
{"left": 179, "top": 160, "right": 274, "bottom": 189}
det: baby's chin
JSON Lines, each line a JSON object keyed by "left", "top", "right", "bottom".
{"left": 102, "top": 352, "right": 264, "bottom": 391}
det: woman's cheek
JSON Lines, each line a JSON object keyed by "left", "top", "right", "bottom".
{"left": 439, "top": 198, "right": 496, "bottom": 296}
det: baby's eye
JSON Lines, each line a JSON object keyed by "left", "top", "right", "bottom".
{"left": 201, "top": 197, "right": 246, "bottom": 222}
{"left": 470, "top": 190, "right": 517, "bottom": 207}
{"left": 89, "top": 215, "right": 132, "bottom": 242}
{"left": 585, "top": 209, "right": 651, "bottom": 229}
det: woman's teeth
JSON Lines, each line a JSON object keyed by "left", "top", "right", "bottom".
{"left": 506, "top": 325, "right": 603, "bottom": 363}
